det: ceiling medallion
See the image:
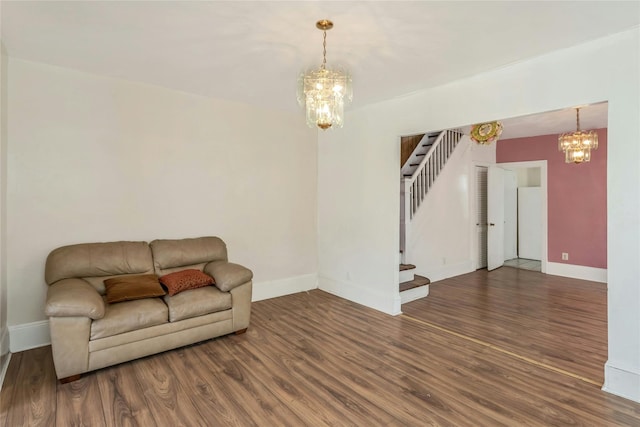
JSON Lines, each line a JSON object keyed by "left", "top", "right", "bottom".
{"left": 470, "top": 121, "right": 503, "bottom": 145}
{"left": 297, "top": 19, "right": 353, "bottom": 130}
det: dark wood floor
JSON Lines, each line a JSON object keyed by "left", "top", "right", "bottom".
{"left": 2, "top": 270, "right": 639, "bottom": 426}
{"left": 403, "top": 266, "right": 608, "bottom": 386}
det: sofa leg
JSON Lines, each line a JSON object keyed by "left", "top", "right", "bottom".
{"left": 59, "top": 374, "right": 81, "bottom": 384}
{"left": 235, "top": 328, "right": 248, "bottom": 335}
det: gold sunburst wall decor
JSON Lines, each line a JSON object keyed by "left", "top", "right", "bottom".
{"left": 470, "top": 121, "right": 503, "bottom": 145}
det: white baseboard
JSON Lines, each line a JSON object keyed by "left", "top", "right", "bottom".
{"left": 546, "top": 262, "right": 607, "bottom": 283}
{"left": 400, "top": 285, "right": 429, "bottom": 304}
{"left": 419, "top": 260, "right": 474, "bottom": 283}
{"left": 318, "top": 274, "right": 402, "bottom": 316}
{"left": 603, "top": 361, "right": 640, "bottom": 402}
{"left": 252, "top": 273, "right": 318, "bottom": 302}
{"left": 9, "top": 320, "right": 50, "bottom": 352}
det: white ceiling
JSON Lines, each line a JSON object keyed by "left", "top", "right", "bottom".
{"left": 465, "top": 101, "right": 609, "bottom": 140}
{"left": 1, "top": 1, "right": 637, "bottom": 136}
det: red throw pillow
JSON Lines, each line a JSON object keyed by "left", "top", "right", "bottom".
{"left": 159, "top": 269, "right": 215, "bottom": 296}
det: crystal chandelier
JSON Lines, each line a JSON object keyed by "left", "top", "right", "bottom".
{"left": 558, "top": 108, "right": 598, "bottom": 164}
{"left": 297, "top": 20, "right": 352, "bottom": 130}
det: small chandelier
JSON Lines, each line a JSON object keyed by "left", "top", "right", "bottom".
{"left": 470, "top": 121, "right": 503, "bottom": 145}
{"left": 558, "top": 108, "right": 598, "bottom": 164}
{"left": 297, "top": 19, "right": 352, "bottom": 130}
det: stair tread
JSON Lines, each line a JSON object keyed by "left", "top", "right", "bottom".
{"left": 399, "top": 275, "right": 431, "bottom": 292}
{"left": 399, "top": 264, "right": 416, "bottom": 271}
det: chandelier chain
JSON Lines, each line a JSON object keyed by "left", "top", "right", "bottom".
{"left": 576, "top": 108, "right": 580, "bottom": 131}
{"left": 322, "top": 30, "right": 327, "bottom": 69}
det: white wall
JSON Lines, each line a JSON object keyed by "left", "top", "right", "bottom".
{"left": 0, "top": 36, "right": 10, "bottom": 380}
{"left": 318, "top": 28, "right": 640, "bottom": 401}
{"left": 406, "top": 137, "right": 473, "bottom": 282}
{"left": 517, "top": 168, "right": 541, "bottom": 187}
{"left": 7, "top": 59, "right": 318, "bottom": 335}
{"left": 404, "top": 137, "right": 496, "bottom": 283}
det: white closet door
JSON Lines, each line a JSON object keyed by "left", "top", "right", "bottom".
{"left": 518, "top": 187, "right": 542, "bottom": 260}
{"left": 487, "top": 166, "right": 505, "bottom": 271}
{"left": 476, "top": 166, "right": 488, "bottom": 269}
{"left": 503, "top": 170, "right": 518, "bottom": 260}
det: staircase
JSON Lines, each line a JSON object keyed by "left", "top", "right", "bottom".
{"left": 401, "top": 132, "right": 439, "bottom": 178}
{"left": 399, "top": 263, "right": 430, "bottom": 304}
{"left": 399, "top": 129, "right": 464, "bottom": 303}
{"left": 403, "top": 129, "right": 464, "bottom": 219}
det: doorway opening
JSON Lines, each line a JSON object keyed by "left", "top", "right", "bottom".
{"left": 475, "top": 161, "right": 547, "bottom": 273}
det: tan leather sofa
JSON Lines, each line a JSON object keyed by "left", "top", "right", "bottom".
{"left": 44, "top": 236, "right": 252, "bottom": 381}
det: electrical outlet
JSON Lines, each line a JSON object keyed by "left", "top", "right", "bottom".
{"left": 562, "top": 253, "right": 569, "bottom": 261}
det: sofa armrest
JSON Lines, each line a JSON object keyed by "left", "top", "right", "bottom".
{"left": 45, "top": 278, "right": 105, "bottom": 319}
{"left": 204, "top": 261, "right": 253, "bottom": 292}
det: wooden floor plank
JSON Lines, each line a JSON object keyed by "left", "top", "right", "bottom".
{"left": 1, "top": 272, "right": 639, "bottom": 426}
{"left": 131, "top": 352, "right": 208, "bottom": 427}
{"left": 7, "top": 346, "right": 56, "bottom": 427}
{"left": 188, "top": 337, "right": 308, "bottom": 426}
{"left": 96, "top": 362, "right": 157, "bottom": 427}
{"left": 163, "top": 344, "right": 270, "bottom": 426}
{"left": 0, "top": 352, "right": 22, "bottom": 427}
{"left": 56, "top": 374, "right": 106, "bottom": 427}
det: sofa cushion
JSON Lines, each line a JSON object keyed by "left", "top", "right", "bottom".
{"left": 45, "top": 241, "right": 154, "bottom": 288}
{"left": 90, "top": 298, "right": 168, "bottom": 340}
{"left": 150, "top": 237, "right": 228, "bottom": 276}
{"left": 104, "top": 274, "right": 165, "bottom": 303}
{"left": 159, "top": 269, "right": 215, "bottom": 296}
{"left": 163, "top": 286, "right": 232, "bottom": 322}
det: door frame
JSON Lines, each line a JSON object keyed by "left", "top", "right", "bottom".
{"left": 471, "top": 160, "right": 548, "bottom": 273}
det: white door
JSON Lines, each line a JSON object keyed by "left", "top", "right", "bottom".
{"left": 476, "top": 167, "right": 488, "bottom": 269}
{"left": 487, "top": 166, "right": 505, "bottom": 271}
{"left": 503, "top": 170, "right": 518, "bottom": 260}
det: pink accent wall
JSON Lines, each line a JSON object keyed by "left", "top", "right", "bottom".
{"left": 496, "top": 129, "right": 607, "bottom": 268}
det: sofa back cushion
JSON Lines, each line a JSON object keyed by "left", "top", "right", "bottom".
{"left": 150, "top": 236, "right": 228, "bottom": 276}
{"left": 45, "top": 241, "right": 154, "bottom": 294}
